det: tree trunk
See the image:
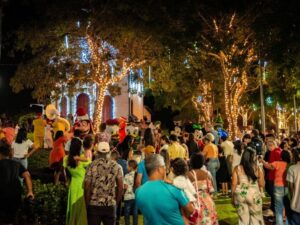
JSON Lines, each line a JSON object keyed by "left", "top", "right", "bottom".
{"left": 93, "top": 84, "right": 107, "bottom": 133}
{"left": 224, "top": 80, "right": 238, "bottom": 140}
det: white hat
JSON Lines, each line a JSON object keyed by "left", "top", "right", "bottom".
{"left": 96, "top": 142, "right": 110, "bottom": 153}
{"left": 205, "top": 133, "right": 215, "bottom": 142}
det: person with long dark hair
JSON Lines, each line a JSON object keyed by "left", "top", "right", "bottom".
{"left": 117, "top": 135, "right": 134, "bottom": 161}
{"left": 188, "top": 153, "right": 218, "bottom": 224}
{"left": 11, "top": 127, "right": 38, "bottom": 169}
{"left": 186, "top": 133, "right": 199, "bottom": 157}
{"left": 143, "top": 128, "right": 155, "bottom": 148}
{"left": 232, "top": 147, "right": 265, "bottom": 225}
{"left": 63, "top": 138, "right": 91, "bottom": 225}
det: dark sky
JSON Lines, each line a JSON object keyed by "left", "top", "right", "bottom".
{"left": 0, "top": 0, "right": 297, "bottom": 115}
{"left": 0, "top": 0, "right": 248, "bottom": 115}
{"left": 0, "top": 0, "right": 38, "bottom": 115}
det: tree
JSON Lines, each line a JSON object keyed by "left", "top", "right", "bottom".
{"left": 8, "top": 0, "right": 157, "bottom": 131}
{"left": 197, "top": 13, "right": 258, "bottom": 139}
{"left": 192, "top": 81, "right": 213, "bottom": 123}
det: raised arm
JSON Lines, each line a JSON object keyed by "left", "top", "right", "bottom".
{"left": 22, "top": 171, "right": 34, "bottom": 198}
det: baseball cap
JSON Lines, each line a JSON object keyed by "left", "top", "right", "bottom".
{"left": 143, "top": 145, "right": 156, "bottom": 154}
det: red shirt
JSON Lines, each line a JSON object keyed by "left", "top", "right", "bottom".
{"left": 49, "top": 136, "right": 68, "bottom": 165}
{"left": 267, "top": 147, "right": 282, "bottom": 181}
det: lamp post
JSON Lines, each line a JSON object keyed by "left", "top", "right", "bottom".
{"left": 259, "top": 60, "right": 266, "bottom": 134}
{"left": 293, "top": 95, "right": 298, "bottom": 133}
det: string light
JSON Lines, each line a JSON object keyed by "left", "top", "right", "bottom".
{"left": 206, "top": 14, "right": 257, "bottom": 139}
{"left": 84, "top": 34, "right": 145, "bottom": 132}
{"left": 192, "top": 81, "right": 213, "bottom": 123}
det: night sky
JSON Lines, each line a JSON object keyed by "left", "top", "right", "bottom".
{"left": 0, "top": 0, "right": 259, "bottom": 116}
{"left": 0, "top": 0, "right": 39, "bottom": 115}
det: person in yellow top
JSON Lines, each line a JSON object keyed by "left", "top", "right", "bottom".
{"left": 202, "top": 133, "right": 220, "bottom": 192}
{"left": 32, "top": 114, "right": 47, "bottom": 149}
{"left": 168, "top": 134, "right": 186, "bottom": 160}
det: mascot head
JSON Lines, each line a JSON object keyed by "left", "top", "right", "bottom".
{"left": 74, "top": 108, "right": 93, "bottom": 137}
{"left": 192, "top": 124, "right": 203, "bottom": 141}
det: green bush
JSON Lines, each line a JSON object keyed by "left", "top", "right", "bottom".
{"left": 28, "top": 149, "right": 50, "bottom": 171}
{"left": 20, "top": 180, "right": 67, "bottom": 225}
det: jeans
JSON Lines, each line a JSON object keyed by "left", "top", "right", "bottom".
{"left": 124, "top": 199, "right": 138, "bottom": 225}
{"left": 207, "top": 158, "right": 220, "bottom": 192}
{"left": 274, "top": 186, "right": 289, "bottom": 225}
{"left": 266, "top": 179, "right": 275, "bottom": 212}
{"left": 87, "top": 205, "right": 116, "bottom": 225}
{"left": 13, "top": 157, "right": 28, "bottom": 169}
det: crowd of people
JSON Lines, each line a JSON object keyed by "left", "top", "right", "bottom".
{"left": 1, "top": 116, "right": 300, "bottom": 225}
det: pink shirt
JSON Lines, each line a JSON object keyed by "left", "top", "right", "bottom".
{"left": 271, "top": 161, "right": 287, "bottom": 187}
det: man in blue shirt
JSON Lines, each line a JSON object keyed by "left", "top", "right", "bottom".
{"left": 136, "top": 145, "right": 156, "bottom": 187}
{"left": 136, "top": 154, "right": 194, "bottom": 225}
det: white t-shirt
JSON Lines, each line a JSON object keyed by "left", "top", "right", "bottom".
{"left": 12, "top": 139, "right": 33, "bottom": 158}
{"left": 221, "top": 140, "right": 234, "bottom": 157}
{"left": 173, "top": 175, "right": 197, "bottom": 202}
{"left": 232, "top": 150, "right": 242, "bottom": 172}
{"left": 286, "top": 163, "right": 300, "bottom": 213}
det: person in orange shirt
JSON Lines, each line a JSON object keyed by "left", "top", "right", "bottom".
{"left": 202, "top": 133, "right": 220, "bottom": 192}
{"left": 260, "top": 150, "right": 291, "bottom": 225}
{"left": 49, "top": 130, "right": 68, "bottom": 185}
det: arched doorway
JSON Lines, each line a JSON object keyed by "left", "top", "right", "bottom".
{"left": 60, "top": 96, "right": 67, "bottom": 118}
{"left": 76, "top": 93, "right": 90, "bottom": 116}
{"left": 102, "top": 95, "right": 113, "bottom": 122}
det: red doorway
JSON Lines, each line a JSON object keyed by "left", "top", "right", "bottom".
{"left": 76, "top": 93, "right": 90, "bottom": 116}
{"left": 102, "top": 95, "right": 113, "bottom": 122}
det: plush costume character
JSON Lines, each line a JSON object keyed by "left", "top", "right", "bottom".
{"left": 171, "top": 125, "right": 182, "bottom": 137}
{"left": 106, "top": 119, "right": 120, "bottom": 145}
{"left": 193, "top": 124, "right": 204, "bottom": 150}
{"left": 126, "top": 123, "right": 139, "bottom": 138}
{"left": 119, "top": 117, "right": 127, "bottom": 144}
{"left": 32, "top": 113, "right": 47, "bottom": 149}
{"left": 73, "top": 108, "right": 93, "bottom": 139}
{"left": 45, "top": 104, "right": 70, "bottom": 137}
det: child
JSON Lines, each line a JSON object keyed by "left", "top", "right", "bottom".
{"left": 171, "top": 158, "right": 199, "bottom": 224}
{"left": 82, "top": 134, "right": 94, "bottom": 160}
{"left": 124, "top": 160, "right": 138, "bottom": 225}
{"left": 172, "top": 158, "right": 197, "bottom": 201}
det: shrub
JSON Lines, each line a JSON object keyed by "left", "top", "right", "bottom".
{"left": 20, "top": 180, "right": 67, "bottom": 225}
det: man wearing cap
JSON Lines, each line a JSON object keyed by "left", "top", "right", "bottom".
{"left": 84, "top": 142, "right": 123, "bottom": 225}
{"left": 202, "top": 133, "right": 220, "bottom": 192}
{"left": 135, "top": 145, "right": 156, "bottom": 188}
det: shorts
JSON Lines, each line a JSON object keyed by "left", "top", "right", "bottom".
{"left": 50, "top": 160, "right": 63, "bottom": 172}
